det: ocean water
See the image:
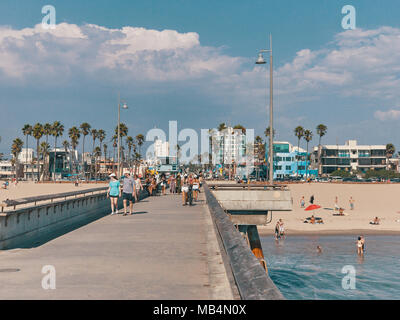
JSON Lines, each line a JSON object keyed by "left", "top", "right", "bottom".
{"left": 260, "top": 235, "right": 400, "bottom": 300}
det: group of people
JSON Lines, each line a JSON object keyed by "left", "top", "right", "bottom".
{"left": 107, "top": 171, "right": 204, "bottom": 213}
{"left": 107, "top": 172, "right": 143, "bottom": 215}
{"left": 300, "top": 195, "right": 356, "bottom": 211}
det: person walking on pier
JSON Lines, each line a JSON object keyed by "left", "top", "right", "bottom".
{"left": 122, "top": 172, "right": 136, "bottom": 216}
{"left": 169, "top": 174, "right": 176, "bottom": 194}
{"left": 176, "top": 173, "right": 182, "bottom": 194}
{"left": 107, "top": 173, "right": 121, "bottom": 215}
{"left": 134, "top": 174, "right": 143, "bottom": 201}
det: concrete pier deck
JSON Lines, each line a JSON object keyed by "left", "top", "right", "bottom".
{"left": 0, "top": 192, "right": 233, "bottom": 299}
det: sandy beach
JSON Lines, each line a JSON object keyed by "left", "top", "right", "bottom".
{"left": 259, "top": 183, "right": 400, "bottom": 236}
{"left": 0, "top": 181, "right": 108, "bottom": 211}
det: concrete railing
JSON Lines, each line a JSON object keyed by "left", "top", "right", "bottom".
{"left": 204, "top": 183, "right": 284, "bottom": 300}
{"left": 0, "top": 188, "right": 149, "bottom": 250}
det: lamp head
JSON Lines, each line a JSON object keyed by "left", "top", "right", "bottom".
{"left": 255, "top": 53, "right": 266, "bottom": 65}
{"left": 122, "top": 103, "right": 128, "bottom": 109}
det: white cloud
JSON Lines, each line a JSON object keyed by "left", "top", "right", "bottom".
{"left": 274, "top": 26, "right": 400, "bottom": 103}
{"left": 0, "top": 23, "right": 243, "bottom": 83}
{"left": 374, "top": 109, "right": 400, "bottom": 121}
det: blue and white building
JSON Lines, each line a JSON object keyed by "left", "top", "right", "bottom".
{"left": 267, "top": 141, "right": 317, "bottom": 179}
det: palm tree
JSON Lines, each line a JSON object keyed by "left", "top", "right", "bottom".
{"left": 135, "top": 134, "right": 145, "bottom": 157}
{"left": 264, "top": 126, "right": 276, "bottom": 139}
{"left": 97, "top": 129, "right": 106, "bottom": 159}
{"left": 62, "top": 140, "right": 70, "bottom": 173}
{"left": 11, "top": 138, "right": 23, "bottom": 181}
{"left": 90, "top": 129, "right": 98, "bottom": 179}
{"left": 68, "top": 127, "right": 81, "bottom": 175}
{"left": 22, "top": 124, "right": 32, "bottom": 179}
{"left": 80, "top": 122, "right": 91, "bottom": 178}
{"left": 90, "top": 129, "right": 98, "bottom": 154}
{"left": 52, "top": 121, "right": 64, "bottom": 181}
{"left": 134, "top": 152, "right": 142, "bottom": 175}
{"left": 43, "top": 123, "right": 52, "bottom": 144}
{"left": 115, "top": 123, "right": 128, "bottom": 140}
{"left": 103, "top": 143, "right": 108, "bottom": 161}
{"left": 218, "top": 123, "right": 227, "bottom": 131}
{"left": 254, "top": 136, "right": 265, "bottom": 163}
{"left": 233, "top": 124, "right": 246, "bottom": 134}
{"left": 303, "top": 130, "right": 313, "bottom": 178}
{"left": 386, "top": 143, "right": 396, "bottom": 170}
{"left": 32, "top": 123, "right": 44, "bottom": 181}
{"left": 93, "top": 146, "right": 102, "bottom": 180}
{"left": 126, "top": 136, "right": 135, "bottom": 170}
{"left": 39, "top": 141, "right": 50, "bottom": 181}
{"left": 316, "top": 124, "right": 328, "bottom": 175}
{"left": 294, "top": 126, "right": 305, "bottom": 177}
{"left": 112, "top": 135, "right": 117, "bottom": 173}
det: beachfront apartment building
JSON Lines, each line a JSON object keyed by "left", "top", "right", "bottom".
{"left": 210, "top": 127, "right": 246, "bottom": 165}
{"left": 267, "top": 141, "right": 317, "bottom": 179}
{"left": 313, "top": 140, "right": 387, "bottom": 174}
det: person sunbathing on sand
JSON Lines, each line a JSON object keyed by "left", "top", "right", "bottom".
{"left": 370, "top": 217, "right": 380, "bottom": 225}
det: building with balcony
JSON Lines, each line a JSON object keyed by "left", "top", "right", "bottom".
{"left": 313, "top": 140, "right": 387, "bottom": 174}
{"left": 210, "top": 127, "right": 247, "bottom": 165}
{"left": 268, "top": 141, "right": 317, "bottom": 179}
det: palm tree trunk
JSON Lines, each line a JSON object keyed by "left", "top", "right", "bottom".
{"left": 297, "top": 138, "right": 300, "bottom": 177}
{"left": 306, "top": 141, "right": 309, "bottom": 178}
{"left": 25, "top": 136, "right": 28, "bottom": 180}
{"left": 36, "top": 140, "right": 40, "bottom": 182}
{"left": 82, "top": 137, "right": 85, "bottom": 180}
{"left": 53, "top": 137, "right": 57, "bottom": 182}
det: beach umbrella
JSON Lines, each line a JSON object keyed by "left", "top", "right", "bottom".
{"left": 305, "top": 204, "right": 321, "bottom": 211}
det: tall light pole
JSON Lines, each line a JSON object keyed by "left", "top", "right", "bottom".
{"left": 117, "top": 93, "right": 128, "bottom": 178}
{"left": 256, "top": 34, "right": 274, "bottom": 185}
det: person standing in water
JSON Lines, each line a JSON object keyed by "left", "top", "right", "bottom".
{"left": 357, "top": 236, "right": 364, "bottom": 255}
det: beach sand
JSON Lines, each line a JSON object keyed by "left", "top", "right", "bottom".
{"left": 0, "top": 181, "right": 108, "bottom": 211}
{"left": 256, "top": 183, "right": 400, "bottom": 236}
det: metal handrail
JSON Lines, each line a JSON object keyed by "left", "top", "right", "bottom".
{"left": 1, "top": 187, "right": 108, "bottom": 212}
{"left": 209, "top": 184, "right": 288, "bottom": 190}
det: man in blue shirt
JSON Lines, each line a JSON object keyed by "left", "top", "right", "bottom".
{"left": 122, "top": 172, "right": 136, "bottom": 215}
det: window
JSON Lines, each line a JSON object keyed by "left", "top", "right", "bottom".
{"left": 285, "top": 165, "right": 291, "bottom": 170}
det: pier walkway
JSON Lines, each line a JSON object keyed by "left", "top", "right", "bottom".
{"left": 0, "top": 192, "right": 233, "bottom": 299}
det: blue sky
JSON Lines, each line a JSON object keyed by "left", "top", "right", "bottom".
{"left": 1, "top": 0, "right": 400, "bottom": 155}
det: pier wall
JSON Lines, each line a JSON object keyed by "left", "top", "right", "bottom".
{"left": 203, "top": 184, "right": 284, "bottom": 300}
{"left": 0, "top": 189, "right": 148, "bottom": 250}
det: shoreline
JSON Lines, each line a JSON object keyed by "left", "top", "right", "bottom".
{"left": 259, "top": 228, "right": 400, "bottom": 237}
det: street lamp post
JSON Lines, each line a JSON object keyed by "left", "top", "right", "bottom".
{"left": 256, "top": 34, "right": 274, "bottom": 185}
{"left": 117, "top": 93, "right": 128, "bottom": 178}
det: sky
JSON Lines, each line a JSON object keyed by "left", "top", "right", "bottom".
{"left": 1, "top": 0, "right": 400, "bottom": 156}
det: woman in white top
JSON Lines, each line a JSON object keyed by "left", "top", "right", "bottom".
{"left": 134, "top": 174, "right": 143, "bottom": 201}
